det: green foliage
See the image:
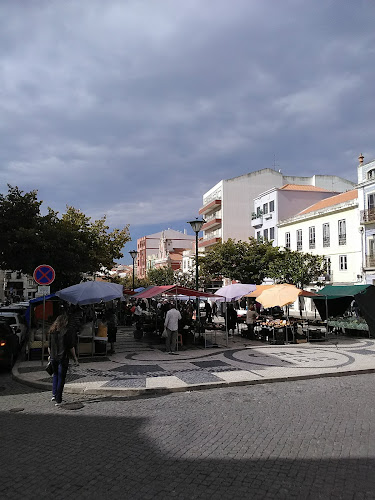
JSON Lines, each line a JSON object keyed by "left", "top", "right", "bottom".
{"left": 147, "top": 266, "right": 175, "bottom": 285}
{"left": 200, "top": 238, "right": 280, "bottom": 284}
{"left": 267, "top": 249, "right": 327, "bottom": 289}
{"left": 0, "top": 185, "right": 131, "bottom": 290}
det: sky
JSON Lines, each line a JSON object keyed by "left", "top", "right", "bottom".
{"left": 1, "top": 0, "right": 374, "bottom": 264}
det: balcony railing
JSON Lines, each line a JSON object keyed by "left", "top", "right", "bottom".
{"left": 361, "top": 209, "right": 375, "bottom": 224}
{"left": 365, "top": 256, "right": 375, "bottom": 269}
{"left": 199, "top": 199, "right": 222, "bottom": 216}
{"left": 338, "top": 235, "right": 346, "bottom": 245}
{"left": 297, "top": 242, "right": 302, "bottom": 251}
{"left": 309, "top": 241, "right": 315, "bottom": 249}
{"left": 251, "top": 216, "right": 263, "bottom": 229}
{"left": 323, "top": 237, "right": 330, "bottom": 247}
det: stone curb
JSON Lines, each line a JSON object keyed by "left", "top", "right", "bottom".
{"left": 12, "top": 357, "right": 375, "bottom": 399}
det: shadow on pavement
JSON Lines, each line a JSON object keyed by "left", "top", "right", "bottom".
{"left": 1, "top": 410, "right": 374, "bottom": 499}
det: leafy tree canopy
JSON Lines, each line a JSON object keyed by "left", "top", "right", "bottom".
{"left": 147, "top": 266, "right": 175, "bottom": 286}
{"left": 0, "top": 185, "right": 131, "bottom": 290}
{"left": 267, "top": 249, "right": 327, "bottom": 289}
{"left": 200, "top": 238, "right": 280, "bottom": 284}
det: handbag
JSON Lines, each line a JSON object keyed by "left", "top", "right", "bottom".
{"left": 162, "top": 328, "right": 168, "bottom": 339}
{"left": 45, "top": 361, "right": 54, "bottom": 376}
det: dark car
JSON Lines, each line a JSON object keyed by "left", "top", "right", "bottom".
{"left": 0, "top": 321, "right": 19, "bottom": 370}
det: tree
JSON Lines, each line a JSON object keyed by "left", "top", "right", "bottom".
{"left": 0, "top": 186, "right": 42, "bottom": 273}
{"left": 200, "top": 238, "right": 280, "bottom": 284}
{"left": 0, "top": 185, "right": 131, "bottom": 290}
{"left": 267, "top": 249, "right": 327, "bottom": 289}
{"left": 147, "top": 266, "right": 175, "bottom": 285}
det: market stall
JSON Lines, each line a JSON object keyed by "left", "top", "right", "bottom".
{"left": 312, "top": 285, "right": 372, "bottom": 338}
{"left": 134, "top": 285, "right": 223, "bottom": 348}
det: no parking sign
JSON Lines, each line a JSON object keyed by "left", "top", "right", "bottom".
{"left": 33, "top": 264, "right": 55, "bottom": 285}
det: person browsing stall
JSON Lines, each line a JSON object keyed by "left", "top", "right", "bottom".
{"left": 164, "top": 303, "right": 181, "bottom": 354}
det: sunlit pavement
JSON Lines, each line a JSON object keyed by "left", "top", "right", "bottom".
{"left": 13, "top": 325, "right": 375, "bottom": 398}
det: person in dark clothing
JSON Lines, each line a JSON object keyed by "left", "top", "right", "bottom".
{"left": 205, "top": 302, "right": 212, "bottom": 323}
{"left": 48, "top": 314, "right": 78, "bottom": 406}
{"left": 227, "top": 304, "right": 238, "bottom": 336}
{"left": 106, "top": 309, "right": 118, "bottom": 354}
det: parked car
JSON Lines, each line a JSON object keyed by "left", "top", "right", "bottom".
{"left": 0, "top": 312, "right": 27, "bottom": 344}
{"left": 0, "top": 321, "right": 19, "bottom": 370}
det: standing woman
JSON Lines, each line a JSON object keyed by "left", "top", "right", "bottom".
{"left": 48, "top": 313, "right": 79, "bottom": 406}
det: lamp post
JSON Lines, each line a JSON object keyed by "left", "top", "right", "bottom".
{"left": 187, "top": 217, "right": 206, "bottom": 335}
{"left": 129, "top": 250, "right": 138, "bottom": 291}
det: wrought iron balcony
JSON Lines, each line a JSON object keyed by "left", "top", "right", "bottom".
{"left": 323, "top": 237, "right": 330, "bottom": 248}
{"left": 361, "top": 209, "right": 375, "bottom": 224}
{"left": 364, "top": 256, "right": 375, "bottom": 269}
{"left": 338, "top": 235, "right": 346, "bottom": 245}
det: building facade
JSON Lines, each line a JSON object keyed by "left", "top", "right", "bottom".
{"left": 357, "top": 154, "right": 375, "bottom": 284}
{"left": 278, "top": 190, "right": 361, "bottom": 286}
{"left": 198, "top": 168, "right": 355, "bottom": 250}
{"left": 137, "top": 229, "right": 195, "bottom": 279}
{"left": 252, "top": 184, "right": 339, "bottom": 246}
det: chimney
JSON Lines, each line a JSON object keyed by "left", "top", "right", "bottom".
{"left": 358, "top": 153, "right": 364, "bottom": 166}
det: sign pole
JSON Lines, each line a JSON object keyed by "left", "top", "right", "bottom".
{"left": 41, "top": 293, "right": 46, "bottom": 366}
{"left": 33, "top": 265, "right": 55, "bottom": 367}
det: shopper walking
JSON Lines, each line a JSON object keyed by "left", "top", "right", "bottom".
{"left": 48, "top": 313, "right": 78, "bottom": 406}
{"left": 164, "top": 303, "right": 181, "bottom": 354}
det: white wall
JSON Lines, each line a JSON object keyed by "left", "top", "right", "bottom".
{"left": 278, "top": 203, "right": 362, "bottom": 285}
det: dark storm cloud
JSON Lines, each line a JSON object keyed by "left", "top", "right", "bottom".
{"left": 0, "top": 0, "right": 374, "bottom": 236}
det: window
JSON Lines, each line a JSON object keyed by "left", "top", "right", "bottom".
{"left": 309, "top": 226, "right": 315, "bottom": 249}
{"left": 323, "top": 223, "right": 330, "bottom": 247}
{"left": 338, "top": 219, "right": 346, "bottom": 245}
{"left": 256, "top": 206, "right": 262, "bottom": 217}
{"left": 257, "top": 231, "right": 261, "bottom": 242}
{"left": 263, "top": 229, "right": 268, "bottom": 241}
{"left": 270, "top": 227, "right": 275, "bottom": 240}
{"left": 367, "top": 169, "right": 375, "bottom": 180}
{"left": 368, "top": 193, "right": 375, "bottom": 210}
{"left": 297, "top": 229, "right": 302, "bottom": 251}
{"left": 325, "top": 257, "right": 332, "bottom": 278}
{"left": 285, "top": 232, "right": 291, "bottom": 249}
{"left": 263, "top": 203, "right": 268, "bottom": 215}
{"left": 269, "top": 200, "right": 275, "bottom": 212}
{"left": 339, "top": 255, "right": 347, "bottom": 271}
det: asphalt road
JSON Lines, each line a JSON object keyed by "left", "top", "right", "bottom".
{"left": 1, "top": 369, "right": 375, "bottom": 499}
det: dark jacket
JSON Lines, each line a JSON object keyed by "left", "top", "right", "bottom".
{"left": 49, "top": 328, "right": 74, "bottom": 361}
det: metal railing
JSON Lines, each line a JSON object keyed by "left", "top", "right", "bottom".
{"left": 361, "top": 209, "right": 375, "bottom": 223}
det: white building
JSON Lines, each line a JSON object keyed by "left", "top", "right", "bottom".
{"left": 0, "top": 270, "right": 37, "bottom": 302}
{"left": 252, "top": 184, "right": 339, "bottom": 246}
{"left": 357, "top": 154, "right": 375, "bottom": 284}
{"left": 278, "top": 189, "right": 361, "bottom": 286}
{"left": 198, "top": 168, "right": 355, "bottom": 250}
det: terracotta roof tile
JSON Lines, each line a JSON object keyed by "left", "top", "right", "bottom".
{"left": 298, "top": 189, "right": 358, "bottom": 215}
{"left": 280, "top": 184, "right": 333, "bottom": 192}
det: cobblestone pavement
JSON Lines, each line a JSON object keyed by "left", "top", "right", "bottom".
{"left": 14, "top": 326, "right": 375, "bottom": 397}
{"left": 2, "top": 369, "right": 375, "bottom": 499}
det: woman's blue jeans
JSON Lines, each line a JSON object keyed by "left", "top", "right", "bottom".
{"left": 51, "top": 358, "right": 69, "bottom": 403}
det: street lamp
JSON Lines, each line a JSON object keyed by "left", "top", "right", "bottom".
{"left": 129, "top": 250, "right": 138, "bottom": 290}
{"left": 187, "top": 217, "right": 206, "bottom": 290}
{"left": 187, "top": 217, "right": 206, "bottom": 336}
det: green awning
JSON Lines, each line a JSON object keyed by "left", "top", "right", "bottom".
{"left": 314, "top": 284, "right": 371, "bottom": 299}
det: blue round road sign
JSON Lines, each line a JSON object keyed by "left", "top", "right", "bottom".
{"left": 33, "top": 265, "right": 55, "bottom": 285}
